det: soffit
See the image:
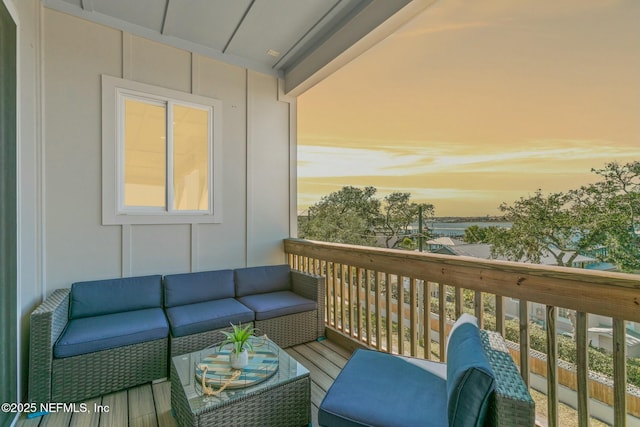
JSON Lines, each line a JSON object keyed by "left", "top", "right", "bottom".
{"left": 42, "top": 0, "right": 434, "bottom": 94}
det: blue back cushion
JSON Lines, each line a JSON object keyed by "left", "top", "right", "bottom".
{"left": 446, "top": 322, "right": 496, "bottom": 427}
{"left": 234, "top": 265, "right": 291, "bottom": 297}
{"left": 70, "top": 275, "right": 162, "bottom": 319}
{"left": 163, "top": 270, "right": 235, "bottom": 308}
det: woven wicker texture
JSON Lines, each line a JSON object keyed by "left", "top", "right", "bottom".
{"left": 52, "top": 338, "right": 168, "bottom": 403}
{"left": 28, "top": 289, "right": 70, "bottom": 404}
{"left": 256, "top": 310, "right": 318, "bottom": 349}
{"left": 480, "top": 330, "right": 536, "bottom": 427}
{"left": 291, "top": 270, "right": 326, "bottom": 339}
{"left": 171, "top": 326, "right": 234, "bottom": 357}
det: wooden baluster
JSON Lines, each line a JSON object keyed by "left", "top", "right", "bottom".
{"left": 424, "top": 281, "right": 431, "bottom": 360}
{"left": 365, "top": 269, "right": 372, "bottom": 347}
{"left": 520, "top": 299, "right": 530, "bottom": 387}
{"left": 375, "top": 271, "right": 382, "bottom": 350}
{"left": 386, "top": 273, "right": 393, "bottom": 353}
{"left": 576, "top": 311, "right": 589, "bottom": 427}
{"left": 398, "top": 275, "right": 405, "bottom": 355}
{"left": 410, "top": 278, "right": 418, "bottom": 357}
{"left": 439, "top": 283, "right": 446, "bottom": 362}
{"left": 474, "top": 291, "right": 484, "bottom": 329}
{"left": 454, "top": 287, "right": 463, "bottom": 319}
{"left": 547, "top": 305, "right": 558, "bottom": 427}
{"left": 613, "top": 318, "right": 627, "bottom": 427}
{"left": 496, "top": 295, "right": 505, "bottom": 336}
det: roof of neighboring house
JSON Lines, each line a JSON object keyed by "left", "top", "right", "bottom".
{"left": 426, "top": 237, "right": 466, "bottom": 246}
{"left": 588, "top": 327, "right": 640, "bottom": 347}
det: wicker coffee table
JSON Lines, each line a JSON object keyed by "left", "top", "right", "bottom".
{"left": 171, "top": 338, "right": 311, "bottom": 427}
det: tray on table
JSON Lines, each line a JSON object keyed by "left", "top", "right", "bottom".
{"left": 194, "top": 338, "right": 279, "bottom": 389}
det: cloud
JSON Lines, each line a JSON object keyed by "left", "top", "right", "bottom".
{"left": 298, "top": 138, "right": 638, "bottom": 179}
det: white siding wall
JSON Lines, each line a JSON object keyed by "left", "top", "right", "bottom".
{"left": 42, "top": 8, "right": 293, "bottom": 289}
{"left": 12, "top": 2, "right": 294, "bottom": 396}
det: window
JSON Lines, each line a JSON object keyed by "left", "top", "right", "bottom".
{"left": 102, "top": 76, "right": 222, "bottom": 224}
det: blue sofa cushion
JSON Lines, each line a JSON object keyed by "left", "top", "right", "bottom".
{"left": 234, "top": 265, "right": 291, "bottom": 297}
{"left": 165, "top": 298, "right": 255, "bottom": 337}
{"left": 163, "top": 270, "right": 234, "bottom": 308}
{"left": 237, "top": 291, "right": 317, "bottom": 321}
{"left": 69, "top": 275, "right": 162, "bottom": 319}
{"left": 54, "top": 308, "right": 168, "bottom": 358}
{"left": 318, "top": 349, "right": 448, "bottom": 427}
{"left": 446, "top": 322, "right": 495, "bottom": 427}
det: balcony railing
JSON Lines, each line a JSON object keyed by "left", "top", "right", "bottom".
{"left": 284, "top": 238, "right": 640, "bottom": 427}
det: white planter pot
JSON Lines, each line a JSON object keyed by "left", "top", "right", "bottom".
{"left": 229, "top": 349, "right": 249, "bottom": 369}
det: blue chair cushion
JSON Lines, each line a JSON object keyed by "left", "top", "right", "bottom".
{"left": 70, "top": 275, "right": 162, "bottom": 319}
{"left": 53, "top": 308, "right": 168, "bottom": 358}
{"left": 163, "top": 270, "right": 234, "bottom": 308}
{"left": 164, "top": 298, "right": 255, "bottom": 337}
{"left": 319, "top": 349, "right": 448, "bottom": 427}
{"left": 234, "top": 265, "right": 291, "bottom": 297}
{"left": 446, "top": 322, "right": 495, "bottom": 427}
{"left": 237, "top": 291, "right": 316, "bottom": 321}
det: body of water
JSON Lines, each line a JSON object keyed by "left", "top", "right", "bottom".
{"left": 428, "top": 221, "right": 512, "bottom": 237}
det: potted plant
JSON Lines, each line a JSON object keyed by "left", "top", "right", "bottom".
{"left": 219, "top": 323, "right": 256, "bottom": 369}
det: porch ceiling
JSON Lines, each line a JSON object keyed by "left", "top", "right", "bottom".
{"left": 42, "top": 0, "right": 435, "bottom": 95}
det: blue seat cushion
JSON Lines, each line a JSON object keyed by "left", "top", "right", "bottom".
{"left": 237, "top": 291, "right": 316, "bottom": 321}
{"left": 54, "top": 308, "right": 168, "bottom": 358}
{"left": 234, "top": 264, "right": 291, "bottom": 297}
{"left": 163, "top": 270, "right": 234, "bottom": 308}
{"left": 164, "top": 298, "right": 255, "bottom": 337}
{"left": 70, "top": 275, "right": 162, "bottom": 319}
{"left": 446, "top": 322, "right": 495, "bottom": 427}
{"left": 319, "top": 349, "right": 448, "bottom": 427}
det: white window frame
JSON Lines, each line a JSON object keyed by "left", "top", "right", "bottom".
{"left": 102, "top": 75, "right": 223, "bottom": 225}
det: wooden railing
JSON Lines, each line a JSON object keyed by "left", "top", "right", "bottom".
{"left": 284, "top": 238, "right": 640, "bottom": 427}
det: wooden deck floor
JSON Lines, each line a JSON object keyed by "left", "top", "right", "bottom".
{"left": 15, "top": 339, "right": 352, "bottom": 427}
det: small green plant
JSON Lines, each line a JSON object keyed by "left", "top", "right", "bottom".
{"left": 219, "top": 323, "right": 256, "bottom": 354}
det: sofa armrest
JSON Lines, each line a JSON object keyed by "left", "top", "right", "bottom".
{"left": 291, "top": 270, "right": 326, "bottom": 338}
{"left": 28, "top": 288, "right": 70, "bottom": 404}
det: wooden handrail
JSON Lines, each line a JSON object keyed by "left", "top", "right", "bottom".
{"left": 284, "top": 238, "right": 640, "bottom": 322}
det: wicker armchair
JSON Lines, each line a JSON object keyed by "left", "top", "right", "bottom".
{"left": 319, "top": 314, "right": 534, "bottom": 427}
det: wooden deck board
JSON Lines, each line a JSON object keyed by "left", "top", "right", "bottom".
{"left": 15, "top": 339, "right": 345, "bottom": 427}
{"left": 98, "top": 390, "right": 127, "bottom": 427}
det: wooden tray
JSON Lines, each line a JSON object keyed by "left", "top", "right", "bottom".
{"left": 194, "top": 347, "right": 279, "bottom": 389}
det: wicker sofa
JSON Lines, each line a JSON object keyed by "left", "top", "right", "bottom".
{"left": 164, "top": 264, "right": 325, "bottom": 355}
{"left": 29, "top": 265, "right": 325, "bottom": 405}
{"left": 318, "top": 314, "right": 535, "bottom": 427}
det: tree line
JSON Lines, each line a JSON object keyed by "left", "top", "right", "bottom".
{"left": 298, "top": 161, "right": 640, "bottom": 272}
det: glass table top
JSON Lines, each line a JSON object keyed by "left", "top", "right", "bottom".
{"left": 172, "top": 337, "right": 310, "bottom": 414}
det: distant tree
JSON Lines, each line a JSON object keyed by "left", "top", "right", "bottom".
{"left": 489, "top": 161, "right": 640, "bottom": 271}
{"left": 298, "top": 186, "right": 380, "bottom": 246}
{"left": 574, "top": 161, "right": 640, "bottom": 271}
{"left": 379, "top": 192, "right": 434, "bottom": 249}
{"left": 298, "top": 186, "right": 435, "bottom": 249}
{"left": 489, "top": 190, "right": 598, "bottom": 266}
{"left": 463, "top": 225, "right": 500, "bottom": 243}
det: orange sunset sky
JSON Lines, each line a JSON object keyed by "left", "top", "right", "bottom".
{"left": 297, "top": 0, "right": 640, "bottom": 217}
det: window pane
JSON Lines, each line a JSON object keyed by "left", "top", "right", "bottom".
{"left": 173, "top": 104, "right": 209, "bottom": 211}
{"left": 124, "top": 99, "right": 166, "bottom": 207}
